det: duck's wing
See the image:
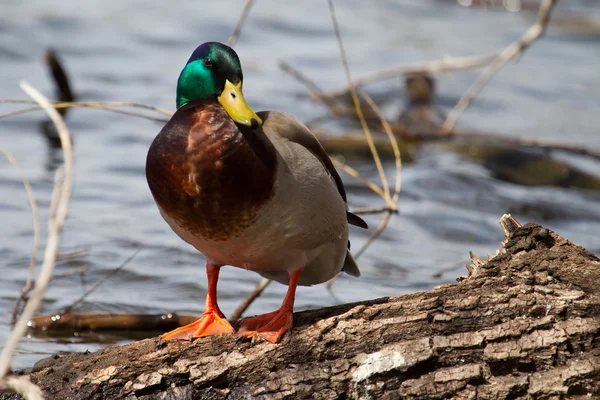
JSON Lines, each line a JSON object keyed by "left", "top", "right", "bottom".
{"left": 257, "top": 111, "right": 368, "bottom": 230}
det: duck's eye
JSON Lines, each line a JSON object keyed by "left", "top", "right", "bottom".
{"left": 203, "top": 57, "right": 213, "bottom": 68}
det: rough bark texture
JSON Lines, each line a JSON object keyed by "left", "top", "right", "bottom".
{"left": 3, "top": 222, "right": 600, "bottom": 399}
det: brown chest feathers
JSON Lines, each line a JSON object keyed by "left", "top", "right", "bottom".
{"left": 146, "top": 101, "right": 276, "bottom": 241}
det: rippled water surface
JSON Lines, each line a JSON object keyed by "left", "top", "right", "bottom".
{"left": 2, "top": 0, "right": 600, "bottom": 369}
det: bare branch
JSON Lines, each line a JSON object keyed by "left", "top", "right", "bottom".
{"left": 328, "top": 0, "right": 391, "bottom": 203}
{"left": 230, "top": 278, "right": 272, "bottom": 321}
{"left": 52, "top": 264, "right": 88, "bottom": 279}
{"left": 0, "top": 100, "right": 172, "bottom": 122}
{"left": 228, "top": 0, "right": 256, "bottom": 48}
{"left": 350, "top": 205, "right": 398, "bottom": 215}
{"left": 0, "top": 81, "right": 74, "bottom": 381}
{"left": 278, "top": 61, "right": 342, "bottom": 114}
{"left": 327, "top": 211, "right": 395, "bottom": 290}
{"left": 0, "top": 147, "right": 41, "bottom": 324}
{"left": 361, "top": 93, "right": 402, "bottom": 204}
{"left": 441, "top": 0, "right": 558, "bottom": 134}
{"left": 324, "top": 53, "right": 496, "bottom": 99}
{"left": 0, "top": 375, "right": 43, "bottom": 400}
{"left": 331, "top": 157, "right": 385, "bottom": 198}
{"left": 60, "top": 249, "right": 141, "bottom": 315}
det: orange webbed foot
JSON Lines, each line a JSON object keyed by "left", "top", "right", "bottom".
{"left": 162, "top": 309, "right": 234, "bottom": 341}
{"left": 238, "top": 308, "right": 293, "bottom": 344}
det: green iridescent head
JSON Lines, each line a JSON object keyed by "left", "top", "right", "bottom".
{"left": 176, "top": 42, "right": 261, "bottom": 128}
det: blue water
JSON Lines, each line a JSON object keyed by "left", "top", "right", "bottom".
{"left": 1, "top": 0, "right": 600, "bottom": 369}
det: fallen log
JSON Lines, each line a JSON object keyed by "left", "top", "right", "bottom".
{"left": 3, "top": 215, "right": 600, "bottom": 399}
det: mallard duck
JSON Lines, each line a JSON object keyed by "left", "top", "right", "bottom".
{"left": 146, "top": 42, "right": 368, "bottom": 344}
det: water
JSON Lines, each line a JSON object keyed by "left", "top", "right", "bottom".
{"left": 1, "top": 0, "right": 600, "bottom": 370}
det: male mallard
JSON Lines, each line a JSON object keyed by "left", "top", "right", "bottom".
{"left": 146, "top": 42, "right": 368, "bottom": 343}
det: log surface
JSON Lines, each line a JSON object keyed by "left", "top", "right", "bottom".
{"left": 3, "top": 222, "right": 600, "bottom": 399}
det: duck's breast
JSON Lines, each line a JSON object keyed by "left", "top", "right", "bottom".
{"left": 146, "top": 102, "right": 276, "bottom": 246}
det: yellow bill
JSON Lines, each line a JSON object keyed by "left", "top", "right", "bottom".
{"left": 218, "top": 80, "right": 262, "bottom": 129}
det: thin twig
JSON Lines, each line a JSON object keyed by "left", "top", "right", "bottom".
{"left": 280, "top": 58, "right": 391, "bottom": 200}
{"left": 228, "top": 0, "right": 256, "bottom": 48}
{"left": 0, "top": 100, "right": 173, "bottom": 116}
{"left": 0, "top": 100, "right": 172, "bottom": 122}
{"left": 0, "top": 106, "right": 43, "bottom": 120}
{"left": 0, "top": 81, "right": 74, "bottom": 382}
{"left": 350, "top": 205, "right": 398, "bottom": 215}
{"left": 327, "top": 211, "right": 395, "bottom": 290}
{"left": 60, "top": 249, "right": 141, "bottom": 316}
{"left": 278, "top": 61, "right": 341, "bottom": 114}
{"left": 0, "top": 375, "right": 43, "bottom": 400}
{"left": 354, "top": 212, "right": 394, "bottom": 260}
{"left": 457, "top": 131, "right": 600, "bottom": 162}
{"left": 55, "top": 248, "right": 87, "bottom": 262}
{"left": 328, "top": 0, "right": 391, "bottom": 204}
{"left": 230, "top": 278, "right": 272, "bottom": 321}
{"left": 361, "top": 93, "right": 402, "bottom": 203}
{"left": 52, "top": 265, "right": 88, "bottom": 280}
{"left": 0, "top": 147, "right": 41, "bottom": 325}
{"left": 331, "top": 157, "right": 385, "bottom": 198}
{"left": 441, "top": 0, "right": 558, "bottom": 134}
{"left": 324, "top": 53, "right": 496, "bottom": 99}
{"left": 326, "top": 94, "right": 403, "bottom": 290}
{"left": 324, "top": 0, "right": 401, "bottom": 291}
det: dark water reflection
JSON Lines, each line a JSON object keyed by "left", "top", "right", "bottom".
{"left": 1, "top": 0, "right": 600, "bottom": 369}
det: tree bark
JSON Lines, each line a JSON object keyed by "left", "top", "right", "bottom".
{"left": 3, "top": 218, "right": 600, "bottom": 399}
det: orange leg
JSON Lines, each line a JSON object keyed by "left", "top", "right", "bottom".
{"left": 238, "top": 268, "right": 301, "bottom": 344}
{"left": 162, "top": 263, "right": 234, "bottom": 340}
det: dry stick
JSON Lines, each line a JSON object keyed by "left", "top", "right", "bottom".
{"left": 98, "top": 107, "right": 169, "bottom": 122}
{"left": 0, "top": 104, "right": 168, "bottom": 123}
{"left": 441, "top": 0, "right": 558, "bottom": 135}
{"left": 227, "top": 0, "right": 256, "bottom": 48}
{"left": 354, "top": 211, "right": 394, "bottom": 260}
{"left": 278, "top": 61, "right": 327, "bottom": 100}
{"left": 278, "top": 61, "right": 389, "bottom": 126}
{"left": 59, "top": 249, "right": 141, "bottom": 316}
{"left": 278, "top": 61, "right": 391, "bottom": 200}
{"left": 324, "top": 53, "right": 496, "bottom": 99}
{"left": 327, "top": 212, "right": 396, "bottom": 290}
{"left": 519, "top": 137, "right": 600, "bottom": 161}
{"left": 331, "top": 158, "right": 385, "bottom": 198}
{"left": 0, "top": 99, "right": 174, "bottom": 114}
{"left": 328, "top": 0, "right": 392, "bottom": 207}
{"left": 325, "top": 0, "right": 400, "bottom": 290}
{"left": 456, "top": 131, "right": 600, "bottom": 162}
{"left": 278, "top": 61, "right": 341, "bottom": 113}
{"left": 278, "top": 61, "right": 390, "bottom": 198}
{"left": 350, "top": 205, "right": 398, "bottom": 215}
{"left": 326, "top": 94, "right": 403, "bottom": 290}
{"left": 0, "top": 106, "right": 167, "bottom": 123}
{"left": 53, "top": 264, "right": 88, "bottom": 280}
{"left": 55, "top": 247, "right": 87, "bottom": 262}
{"left": 0, "top": 81, "right": 74, "bottom": 397}
{"left": 361, "top": 93, "right": 402, "bottom": 203}
{"left": 0, "top": 100, "right": 173, "bottom": 121}
{"left": 0, "top": 106, "right": 43, "bottom": 120}
{"left": 13, "top": 263, "right": 87, "bottom": 324}
{"left": 0, "top": 376, "right": 43, "bottom": 400}
{"left": 230, "top": 278, "right": 272, "bottom": 321}
{"left": 0, "top": 147, "right": 41, "bottom": 324}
